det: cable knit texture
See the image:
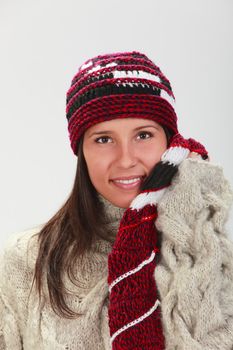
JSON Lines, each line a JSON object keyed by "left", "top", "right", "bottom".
{"left": 155, "top": 158, "right": 233, "bottom": 349}
{"left": 0, "top": 199, "right": 125, "bottom": 350}
{"left": 0, "top": 158, "right": 233, "bottom": 349}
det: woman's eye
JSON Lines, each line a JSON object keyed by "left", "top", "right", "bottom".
{"left": 137, "top": 131, "right": 153, "bottom": 140}
{"left": 95, "top": 136, "right": 112, "bottom": 144}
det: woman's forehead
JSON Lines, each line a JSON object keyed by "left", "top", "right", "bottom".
{"left": 85, "top": 118, "right": 162, "bottom": 134}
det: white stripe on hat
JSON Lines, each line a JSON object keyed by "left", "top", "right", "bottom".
{"left": 160, "top": 89, "right": 176, "bottom": 108}
{"left": 113, "top": 69, "right": 161, "bottom": 83}
{"left": 87, "top": 62, "right": 117, "bottom": 74}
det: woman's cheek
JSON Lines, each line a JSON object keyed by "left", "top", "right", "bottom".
{"left": 139, "top": 142, "right": 166, "bottom": 165}
{"left": 89, "top": 155, "right": 111, "bottom": 178}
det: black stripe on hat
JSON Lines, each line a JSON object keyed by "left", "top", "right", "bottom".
{"left": 67, "top": 83, "right": 161, "bottom": 121}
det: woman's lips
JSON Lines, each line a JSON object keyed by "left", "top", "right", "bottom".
{"left": 110, "top": 176, "right": 144, "bottom": 190}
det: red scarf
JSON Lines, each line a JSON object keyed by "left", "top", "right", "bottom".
{"left": 108, "top": 134, "right": 208, "bottom": 349}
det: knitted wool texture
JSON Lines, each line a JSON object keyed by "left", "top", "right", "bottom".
{"left": 66, "top": 51, "right": 178, "bottom": 155}
{"left": 65, "top": 51, "right": 209, "bottom": 349}
{"left": 155, "top": 159, "right": 233, "bottom": 350}
{"left": 0, "top": 202, "right": 125, "bottom": 350}
{"left": 1, "top": 160, "right": 233, "bottom": 349}
{"left": 107, "top": 134, "right": 208, "bottom": 349}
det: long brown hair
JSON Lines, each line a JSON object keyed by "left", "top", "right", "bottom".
{"left": 33, "top": 125, "right": 172, "bottom": 319}
{"left": 33, "top": 135, "right": 110, "bottom": 318}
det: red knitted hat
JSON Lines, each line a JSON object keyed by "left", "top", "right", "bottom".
{"left": 66, "top": 51, "right": 178, "bottom": 155}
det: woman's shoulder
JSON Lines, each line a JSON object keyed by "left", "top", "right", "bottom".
{"left": 2, "top": 224, "right": 42, "bottom": 260}
{"left": 0, "top": 225, "right": 43, "bottom": 287}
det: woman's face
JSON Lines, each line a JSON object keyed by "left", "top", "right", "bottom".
{"left": 83, "top": 118, "right": 167, "bottom": 208}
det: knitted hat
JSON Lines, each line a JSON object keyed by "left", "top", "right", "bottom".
{"left": 66, "top": 51, "right": 178, "bottom": 155}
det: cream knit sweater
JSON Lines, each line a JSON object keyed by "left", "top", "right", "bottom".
{"left": 1, "top": 158, "right": 233, "bottom": 349}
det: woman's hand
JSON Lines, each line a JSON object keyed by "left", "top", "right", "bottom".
{"left": 188, "top": 151, "right": 210, "bottom": 161}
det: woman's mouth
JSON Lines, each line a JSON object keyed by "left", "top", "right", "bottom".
{"left": 110, "top": 176, "right": 144, "bottom": 190}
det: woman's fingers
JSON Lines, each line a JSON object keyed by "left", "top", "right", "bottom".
{"left": 188, "top": 151, "right": 210, "bottom": 161}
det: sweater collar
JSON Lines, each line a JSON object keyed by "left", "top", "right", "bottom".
{"left": 97, "top": 194, "right": 126, "bottom": 243}
{"left": 98, "top": 194, "right": 126, "bottom": 223}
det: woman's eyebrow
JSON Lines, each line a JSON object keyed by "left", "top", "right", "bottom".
{"left": 88, "top": 125, "right": 159, "bottom": 138}
{"left": 134, "top": 125, "right": 160, "bottom": 131}
{"left": 88, "top": 130, "right": 113, "bottom": 137}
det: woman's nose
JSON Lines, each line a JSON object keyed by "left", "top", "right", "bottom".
{"left": 116, "top": 143, "right": 137, "bottom": 169}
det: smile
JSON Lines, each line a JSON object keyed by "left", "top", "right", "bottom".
{"left": 110, "top": 176, "right": 144, "bottom": 190}
{"left": 114, "top": 177, "right": 141, "bottom": 184}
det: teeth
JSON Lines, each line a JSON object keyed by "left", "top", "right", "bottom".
{"left": 114, "top": 177, "right": 141, "bottom": 184}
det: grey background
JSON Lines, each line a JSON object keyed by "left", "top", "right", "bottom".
{"left": 0, "top": 0, "right": 233, "bottom": 251}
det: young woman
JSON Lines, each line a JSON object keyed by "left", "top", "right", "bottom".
{"left": 1, "top": 51, "right": 233, "bottom": 350}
